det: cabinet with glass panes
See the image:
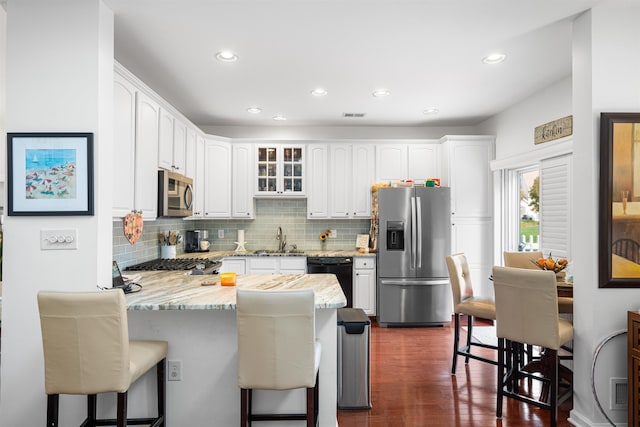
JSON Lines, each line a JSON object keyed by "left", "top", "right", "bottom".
{"left": 256, "top": 145, "right": 305, "bottom": 196}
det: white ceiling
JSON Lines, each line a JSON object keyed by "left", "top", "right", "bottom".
{"left": 104, "top": 0, "right": 600, "bottom": 128}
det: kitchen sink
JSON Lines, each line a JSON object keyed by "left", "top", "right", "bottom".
{"left": 252, "top": 249, "right": 304, "bottom": 256}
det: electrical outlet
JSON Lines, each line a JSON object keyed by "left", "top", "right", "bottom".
{"left": 329, "top": 229, "right": 337, "bottom": 238}
{"left": 168, "top": 360, "right": 182, "bottom": 381}
{"left": 218, "top": 229, "right": 224, "bottom": 239}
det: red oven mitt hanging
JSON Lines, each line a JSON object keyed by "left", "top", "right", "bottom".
{"left": 123, "top": 211, "right": 143, "bottom": 245}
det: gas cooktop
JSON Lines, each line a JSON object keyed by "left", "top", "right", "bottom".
{"left": 125, "top": 258, "right": 222, "bottom": 275}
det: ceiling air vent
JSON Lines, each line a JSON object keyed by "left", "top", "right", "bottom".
{"left": 343, "top": 113, "right": 366, "bottom": 118}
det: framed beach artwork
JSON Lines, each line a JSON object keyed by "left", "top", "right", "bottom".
{"left": 599, "top": 113, "right": 640, "bottom": 288}
{"left": 7, "top": 132, "right": 94, "bottom": 216}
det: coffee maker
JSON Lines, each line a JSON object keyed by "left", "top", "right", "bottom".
{"left": 185, "top": 230, "right": 208, "bottom": 253}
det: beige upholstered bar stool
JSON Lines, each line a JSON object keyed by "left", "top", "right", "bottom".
{"left": 38, "top": 289, "right": 168, "bottom": 427}
{"left": 503, "top": 251, "right": 573, "bottom": 314}
{"left": 492, "top": 266, "right": 573, "bottom": 427}
{"left": 236, "top": 288, "right": 320, "bottom": 427}
{"left": 445, "top": 253, "right": 497, "bottom": 374}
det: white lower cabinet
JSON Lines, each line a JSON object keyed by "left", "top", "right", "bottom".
{"left": 353, "top": 257, "right": 376, "bottom": 315}
{"left": 247, "top": 256, "right": 307, "bottom": 274}
{"left": 221, "top": 257, "right": 246, "bottom": 274}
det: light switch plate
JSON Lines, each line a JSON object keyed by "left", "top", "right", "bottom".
{"left": 218, "top": 229, "right": 224, "bottom": 239}
{"left": 329, "top": 229, "right": 337, "bottom": 238}
{"left": 41, "top": 229, "right": 78, "bottom": 250}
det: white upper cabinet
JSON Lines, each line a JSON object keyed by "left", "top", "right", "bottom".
{"left": 112, "top": 73, "right": 137, "bottom": 218}
{"left": 350, "top": 144, "right": 375, "bottom": 217}
{"left": 172, "top": 119, "right": 187, "bottom": 173}
{"left": 192, "top": 135, "right": 205, "bottom": 218}
{"left": 375, "top": 144, "right": 407, "bottom": 181}
{"left": 407, "top": 144, "right": 440, "bottom": 181}
{"left": 203, "top": 139, "right": 231, "bottom": 218}
{"left": 158, "top": 108, "right": 187, "bottom": 173}
{"left": 307, "top": 144, "right": 328, "bottom": 218}
{"left": 184, "top": 127, "right": 197, "bottom": 180}
{"left": 232, "top": 143, "right": 255, "bottom": 218}
{"left": 133, "top": 91, "right": 160, "bottom": 219}
{"left": 255, "top": 145, "right": 305, "bottom": 196}
{"left": 442, "top": 137, "right": 494, "bottom": 218}
{"left": 112, "top": 71, "right": 159, "bottom": 220}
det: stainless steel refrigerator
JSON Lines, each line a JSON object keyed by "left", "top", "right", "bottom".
{"left": 376, "top": 187, "right": 452, "bottom": 327}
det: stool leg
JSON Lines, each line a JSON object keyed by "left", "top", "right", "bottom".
{"left": 87, "top": 394, "right": 97, "bottom": 425}
{"left": 465, "top": 315, "right": 473, "bottom": 364}
{"left": 117, "top": 392, "right": 128, "bottom": 427}
{"left": 549, "top": 349, "right": 558, "bottom": 427}
{"left": 306, "top": 386, "right": 314, "bottom": 427}
{"left": 451, "top": 313, "right": 460, "bottom": 374}
{"left": 314, "top": 373, "right": 320, "bottom": 426}
{"left": 496, "top": 338, "right": 504, "bottom": 419}
{"left": 240, "top": 388, "right": 248, "bottom": 427}
{"left": 46, "top": 394, "right": 59, "bottom": 427}
{"left": 157, "top": 359, "right": 166, "bottom": 426}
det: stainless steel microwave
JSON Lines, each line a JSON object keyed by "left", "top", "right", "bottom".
{"left": 158, "top": 170, "right": 193, "bottom": 217}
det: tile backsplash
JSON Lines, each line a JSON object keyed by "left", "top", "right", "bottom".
{"left": 113, "top": 199, "right": 371, "bottom": 268}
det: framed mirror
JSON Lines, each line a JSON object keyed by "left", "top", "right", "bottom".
{"left": 599, "top": 112, "right": 640, "bottom": 287}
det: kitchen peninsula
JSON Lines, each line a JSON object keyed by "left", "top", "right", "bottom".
{"left": 124, "top": 272, "right": 346, "bottom": 427}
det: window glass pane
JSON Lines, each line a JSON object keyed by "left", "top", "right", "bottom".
{"left": 519, "top": 169, "right": 540, "bottom": 251}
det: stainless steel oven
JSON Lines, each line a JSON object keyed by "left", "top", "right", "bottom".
{"left": 158, "top": 170, "right": 193, "bottom": 217}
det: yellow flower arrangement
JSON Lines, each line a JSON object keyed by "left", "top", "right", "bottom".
{"left": 319, "top": 229, "right": 331, "bottom": 241}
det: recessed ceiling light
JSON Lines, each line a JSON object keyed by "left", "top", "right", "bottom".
{"left": 482, "top": 53, "right": 506, "bottom": 64}
{"left": 273, "top": 115, "right": 287, "bottom": 121}
{"left": 311, "top": 88, "right": 328, "bottom": 97}
{"left": 372, "top": 89, "right": 390, "bottom": 98}
{"left": 215, "top": 50, "right": 238, "bottom": 62}
{"left": 423, "top": 108, "right": 439, "bottom": 115}
{"left": 246, "top": 107, "right": 262, "bottom": 114}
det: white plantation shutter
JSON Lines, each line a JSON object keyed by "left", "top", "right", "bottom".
{"left": 539, "top": 154, "right": 572, "bottom": 259}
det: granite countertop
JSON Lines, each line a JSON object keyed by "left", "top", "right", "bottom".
{"left": 188, "top": 249, "right": 376, "bottom": 259}
{"left": 125, "top": 271, "right": 347, "bottom": 311}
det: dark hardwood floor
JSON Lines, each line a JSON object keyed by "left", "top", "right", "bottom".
{"left": 337, "top": 317, "right": 572, "bottom": 427}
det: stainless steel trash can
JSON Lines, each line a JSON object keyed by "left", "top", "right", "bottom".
{"left": 337, "top": 308, "right": 371, "bottom": 409}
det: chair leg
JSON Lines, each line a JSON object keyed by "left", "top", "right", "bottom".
{"left": 549, "top": 349, "right": 558, "bottom": 427}
{"left": 240, "top": 388, "right": 248, "bottom": 427}
{"left": 47, "top": 394, "right": 59, "bottom": 427}
{"left": 157, "top": 359, "right": 166, "bottom": 426}
{"left": 496, "top": 338, "right": 504, "bottom": 419}
{"left": 465, "top": 315, "right": 473, "bottom": 364}
{"left": 451, "top": 313, "right": 460, "bottom": 374}
{"left": 117, "top": 392, "right": 128, "bottom": 427}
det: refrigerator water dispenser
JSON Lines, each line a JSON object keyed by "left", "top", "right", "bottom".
{"left": 386, "top": 221, "right": 404, "bottom": 250}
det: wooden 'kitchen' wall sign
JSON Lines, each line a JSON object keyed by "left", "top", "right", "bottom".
{"left": 534, "top": 115, "right": 573, "bottom": 145}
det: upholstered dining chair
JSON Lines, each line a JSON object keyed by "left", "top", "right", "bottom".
{"left": 236, "top": 288, "right": 320, "bottom": 427}
{"left": 37, "top": 289, "right": 167, "bottom": 427}
{"left": 503, "top": 251, "right": 573, "bottom": 315}
{"left": 492, "top": 266, "right": 574, "bottom": 427}
{"left": 445, "top": 253, "right": 497, "bottom": 374}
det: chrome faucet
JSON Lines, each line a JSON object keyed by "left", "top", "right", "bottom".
{"left": 276, "top": 226, "right": 286, "bottom": 252}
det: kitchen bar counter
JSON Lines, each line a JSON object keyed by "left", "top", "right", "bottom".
{"left": 125, "top": 271, "right": 346, "bottom": 310}
{"left": 182, "top": 249, "right": 375, "bottom": 258}
{"left": 124, "top": 272, "right": 345, "bottom": 427}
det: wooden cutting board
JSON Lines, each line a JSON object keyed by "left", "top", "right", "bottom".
{"left": 123, "top": 212, "right": 143, "bottom": 245}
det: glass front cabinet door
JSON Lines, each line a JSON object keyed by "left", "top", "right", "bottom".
{"left": 256, "top": 145, "right": 304, "bottom": 196}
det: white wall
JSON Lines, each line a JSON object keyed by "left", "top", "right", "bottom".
{"left": 0, "top": 1, "right": 114, "bottom": 426}
{"left": 481, "top": 4, "right": 640, "bottom": 425}
{"left": 570, "top": 4, "right": 640, "bottom": 426}
{"left": 477, "top": 76, "right": 572, "bottom": 161}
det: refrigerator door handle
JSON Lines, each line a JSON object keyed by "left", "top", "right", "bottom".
{"left": 411, "top": 196, "right": 417, "bottom": 269}
{"left": 416, "top": 196, "right": 423, "bottom": 269}
{"left": 379, "top": 279, "right": 451, "bottom": 286}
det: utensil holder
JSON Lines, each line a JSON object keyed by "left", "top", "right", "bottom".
{"left": 161, "top": 245, "right": 177, "bottom": 259}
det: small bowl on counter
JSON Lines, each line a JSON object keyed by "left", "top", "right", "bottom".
{"left": 220, "top": 272, "right": 237, "bottom": 286}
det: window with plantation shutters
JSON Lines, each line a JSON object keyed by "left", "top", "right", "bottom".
{"left": 539, "top": 154, "right": 572, "bottom": 260}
